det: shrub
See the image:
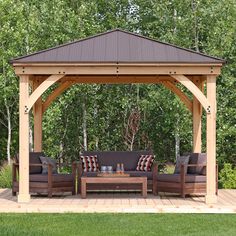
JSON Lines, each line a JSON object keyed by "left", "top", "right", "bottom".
{"left": 164, "top": 164, "right": 175, "bottom": 174}
{"left": 219, "top": 163, "right": 236, "bottom": 189}
{"left": 0, "top": 163, "right": 12, "bottom": 188}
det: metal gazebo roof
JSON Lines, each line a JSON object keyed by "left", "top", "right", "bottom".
{"left": 11, "top": 29, "right": 224, "bottom": 64}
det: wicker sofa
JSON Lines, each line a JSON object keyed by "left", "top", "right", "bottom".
{"left": 12, "top": 152, "right": 76, "bottom": 197}
{"left": 156, "top": 153, "right": 218, "bottom": 198}
{"left": 77, "top": 151, "right": 157, "bottom": 194}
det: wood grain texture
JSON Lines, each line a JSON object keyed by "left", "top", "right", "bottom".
{"left": 81, "top": 177, "right": 148, "bottom": 199}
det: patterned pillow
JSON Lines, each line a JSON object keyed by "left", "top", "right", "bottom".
{"left": 80, "top": 155, "right": 99, "bottom": 172}
{"left": 136, "top": 155, "right": 154, "bottom": 171}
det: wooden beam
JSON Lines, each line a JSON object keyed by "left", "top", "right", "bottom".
{"left": 170, "top": 74, "right": 210, "bottom": 113}
{"left": 33, "top": 80, "right": 43, "bottom": 152}
{"left": 26, "top": 74, "right": 64, "bottom": 113}
{"left": 59, "top": 75, "right": 166, "bottom": 84}
{"left": 206, "top": 75, "right": 217, "bottom": 204}
{"left": 161, "top": 81, "right": 193, "bottom": 112}
{"left": 18, "top": 75, "right": 30, "bottom": 203}
{"left": 13, "top": 63, "right": 224, "bottom": 67}
{"left": 13, "top": 65, "right": 222, "bottom": 75}
{"left": 192, "top": 77, "right": 203, "bottom": 152}
{"left": 42, "top": 81, "right": 74, "bottom": 113}
{"left": 33, "top": 75, "right": 173, "bottom": 83}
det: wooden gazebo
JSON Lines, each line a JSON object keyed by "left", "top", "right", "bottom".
{"left": 11, "top": 29, "right": 224, "bottom": 203}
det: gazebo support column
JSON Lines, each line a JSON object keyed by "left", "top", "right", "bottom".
{"left": 206, "top": 75, "right": 217, "bottom": 204}
{"left": 193, "top": 78, "right": 203, "bottom": 152}
{"left": 18, "top": 75, "right": 30, "bottom": 203}
{"left": 33, "top": 80, "right": 42, "bottom": 152}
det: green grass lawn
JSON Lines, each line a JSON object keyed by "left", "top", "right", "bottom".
{"left": 0, "top": 213, "right": 235, "bottom": 236}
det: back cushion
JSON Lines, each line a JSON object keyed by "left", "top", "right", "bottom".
{"left": 29, "top": 152, "right": 44, "bottom": 174}
{"left": 82, "top": 151, "right": 153, "bottom": 171}
{"left": 174, "top": 155, "right": 190, "bottom": 174}
{"left": 188, "top": 153, "right": 207, "bottom": 175}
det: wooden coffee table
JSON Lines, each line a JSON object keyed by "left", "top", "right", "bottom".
{"left": 81, "top": 176, "right": 147, "bottom": 199}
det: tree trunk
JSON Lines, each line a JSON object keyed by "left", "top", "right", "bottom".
{"left": 5, "top": 103, "right": 11, "bottom": 165}
{"left": 175, "top": 117, "right": 180, "bottom": 161}
{"left": 130, "top": 133, "right": 135, "bottom": 151}
{"left": 192, "top": 0, "right": 199, "bottom": 52}
{"left": 175, "top": 132, "right": 180, "bottom": 160}
{"left": 95, "top": 137, "right": 99, "bottom": 150}
{"left": 29, "top": 125, "right": 33, "bottom": 152}
{"left": 82, "top": 100, "right": 87, "bottom": 151}
{"left": 173, "top": 9, "right": 177, "bottom": 34}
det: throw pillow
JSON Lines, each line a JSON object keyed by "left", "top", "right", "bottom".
{"left": 174, "top": 155, "right": 190, "bottom": 174}
{"left": 39, "top": 156, "right": 58, "bottom": 174}
{"left": 136, "top": 155, "right": 154, "bottom": 171}
{"left": 188, "top": 153, "right": 207, "bottom": 175}
{"left": 80, "top": 155, "right": 99, "bottom": 172}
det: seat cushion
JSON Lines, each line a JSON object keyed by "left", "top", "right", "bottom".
{"left": 82, "top": 151, "right": 153, "bottom": 171}
{"left": 82, "top": 171, "right": 153, "bottom": 180}
{"left": 29, "top": 174, "right": 73, "bottom": 182}
{"left": 188, "top": 153, "right": 206, "bottom": 175}
{"left": 157, "top": 174, "right": 206, "bottom": 183}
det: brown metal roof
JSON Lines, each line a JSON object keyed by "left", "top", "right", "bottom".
{"left": 10, "top": 29, "right": 224, "bottom": 64}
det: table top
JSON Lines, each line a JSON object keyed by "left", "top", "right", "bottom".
{"left": 81, "top": 176, "right": 147, "bottom": 183}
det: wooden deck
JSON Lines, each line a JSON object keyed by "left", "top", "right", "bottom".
{"left": 0, "top": 189, "right": 235, "bottom": 213}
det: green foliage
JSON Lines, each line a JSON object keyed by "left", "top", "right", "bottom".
{"left": 219, "top": 163, "right": 236, "bottom": 189}
{"left": 0, "top": 164, "right": 12, "bottom": 188}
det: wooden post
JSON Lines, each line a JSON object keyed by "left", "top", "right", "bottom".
{"left": 206, "top": 75, "right": 217, "bottom": 204}
{"left": 193, "top": 77, "right": 203, "bottom": 152}
{"left": 33, "top": 80, "right": 43, "bottom": 151}
{"left": 18, "top": 75, "right": 30, "bottom": 203}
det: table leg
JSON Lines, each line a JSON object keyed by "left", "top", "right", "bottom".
{"left": 142, "top": 179, "right": 147, "bottom": 198}
{"left": 81, "top": 179, "right": 86, "bottom": 199}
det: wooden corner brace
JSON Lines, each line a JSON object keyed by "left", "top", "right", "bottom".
{"left": 170, "top": 74, "right": 211, "bottom": 114}
{"left": 24, "top": 74, "right": 65, "bottom": 113}
{"left": 161, "top": 81, "right": 193, "bottom": 113}
{"left": 42, "top": 81, "right": 75, "bottom": 113}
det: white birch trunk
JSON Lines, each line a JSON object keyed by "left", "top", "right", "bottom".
{"left": 82, "top": 100, "right": 87, "bottom": 151}
{"left": 130, "top": 134, "right": 135, "bottom": 151}
{"left": 175, "top": 117, "right": 180, "bottom": 161}
{"left": 175, "top": 132, "right": 180, "bottom": 161}
{"left": 5, "top": 103, "right": 11, "bottom": 165}
{"left": 192, "top": 0, "right": 199, "bottom": 52}
{"left": 29, "top": 126, "right": 33, "bottom": 152}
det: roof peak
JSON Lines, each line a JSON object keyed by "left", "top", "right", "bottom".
{"left": 11, "top": 29, "right": 225, "bottom": 64}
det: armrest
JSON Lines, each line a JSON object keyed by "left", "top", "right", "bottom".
{"left": 75, "top": 161, "right": 83, "bottom": 194}
{"left": 12, "top": 163, "right": 18, "bottom": 182}
{"left": 152, "top": 162, "right": 158, "bottom": 191}
{"left": 77, "top": 161, "right": 83, "bottom": 178}
{"left": 180, "top": 164, "right": 187, "bottom": 182}
{"left": 186, "top": 164, "right": 206, "bottom": 167}
{"left": 152, "top": 161, "right": 158, "bottom": 175}
{"left": 152, "top": 161, "right": 158, "bottom": 170}
{"left": 180, "top": 163, "right": 218, "bottom": 178}
{"left": 72, "top": 161, "right": 77, "bottom": 178}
